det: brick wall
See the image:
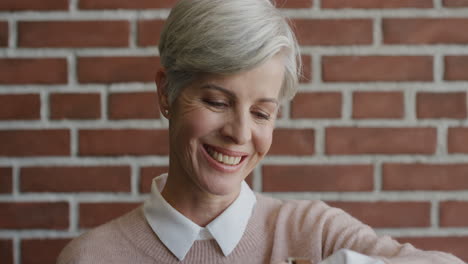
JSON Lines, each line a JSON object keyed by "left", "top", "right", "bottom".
{"left": 1, "top": 0, "right": 468, "bottom": 263}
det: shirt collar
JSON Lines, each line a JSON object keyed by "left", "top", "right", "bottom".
{"left": 143, "top": 174, "right": 256, "bottom": 261}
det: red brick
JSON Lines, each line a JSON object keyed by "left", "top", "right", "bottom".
{"left": 322, "top": 0, "right": 432, "bottom": 8}
{"left": 353, "top": 92, "right": 404, "bottom": 119}
{"left": 20, "top": 166, "right": 131, "bottom": 193}
{"left": 291, "top": 92, "right": 342, "bottom": 119}
{"left": 79, "top": 0, "right": 312, "bottom": 9}
{"left": 448, "top": 127, "right": 468, "bottom": 153}
{"left": 50, "top": 93, "right": 100, "bottom": 120}
{"left": 0, "top": 0, "right": 68, "bottom": 11}
{"left": 0, "top": 167, "right": 12, "bottom": 194}
{"left": 300, "top": 55, "right": 312, "bottom": 83}
{"left": 109, "top": 92, "right": 159, "bottom": 119}
{"left": 79, "top": 0, "right": 176, "bottom": 9}
{"left": 0, "top": 130, "right": 70, "bottom": 157}
{"left": 276, "top": 0, "right": 313, "bottom": 8}
{"left": 383, "top": 163, "right": 468, "bottom": 191}
{"left": 137, "top": 19, "right": 165, "bottom": 47}
{"left": 0, "top": 202, "right": 68, "bottom": 229}
{"left": 262, "top": 165, "right": 373, "bottom": 192}
{"left": 327, "top": 201, "right": 430, "bottom": 228}
{"left": 0, "top": 239, "right": 13, "bottom": 264}
{"left": 78, "top": 56, "right": 160, "bottom": 83}
{"left": 79, "top": 129, "right": 169, "bottom": 156}
{"left": 21, "top": 239, "right": 71, "bottom": 264}
{"left": 444, "top": 0, "right": 468, "bottom": 6}
{"left": 323, "top": 56, "right": 433, "bottom": 82}
{"left": 445, "top": 56, "right": 468, "bottom": 80}
{"left": 18, "top": 21, "right": 129, "bottom": 47}
{"left": 140, "top": 166, "right": 169, "bottom": 193}
{"left": 440, "top": 201, "right": 468, "bottom": 227}
{"left": 80, "top": 202, "right": 140, "bottom": 228}
{"left": 292, "top": 19, "right": 372, "bottom": 46}
{"left": 384, "top": 18, "right": 468, "bottom": 44}
{"left": 396, "top": 237, "right": 468, "bottom": 262}
{"left": 0, "top": 21, "right": 7, "bottom": 46}
{"left": 326, "top": 127, "right": 436, "bottom": 155}
{"left": 0, "top": 94, "right": 40, "bottom": 120}
{"left": 269, "top": 129, "right": 315, "bottom": 155}
{"left": 417, "top": 92, "right": 467, "bottom": 119}
{"left": 0, "top": 58, "right": 67, "bottom": 84}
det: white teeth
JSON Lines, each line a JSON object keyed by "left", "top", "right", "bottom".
{"left": 206, "top": 146, "right": 242, "bottom": 165}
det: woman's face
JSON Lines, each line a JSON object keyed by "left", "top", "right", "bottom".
{"left": 166, "top": 54, "right": 285, "bottom": 198}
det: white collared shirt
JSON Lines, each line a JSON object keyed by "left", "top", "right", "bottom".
{"left": 143, "top": 174, "right": 257, "bottom": 261}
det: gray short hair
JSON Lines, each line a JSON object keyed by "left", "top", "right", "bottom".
{"left": 159, "top": 0, "right": 301, "bottom": 103}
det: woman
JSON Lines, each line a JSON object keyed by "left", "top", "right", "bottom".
{"left": 58, "top": 0, "right": 464, "bottom": 263}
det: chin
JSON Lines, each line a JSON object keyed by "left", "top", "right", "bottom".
{"left": 198, "top": 174, "right": 243, "bottom": 197}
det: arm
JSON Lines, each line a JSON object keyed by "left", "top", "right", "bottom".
{"left": 318, "top": 203, "right": 464, "bottom": 264}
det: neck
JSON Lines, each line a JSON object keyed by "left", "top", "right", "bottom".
{"left": 161, "top": 169, "right": 240, "bottom": 227}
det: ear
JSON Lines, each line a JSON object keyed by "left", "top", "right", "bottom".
{"left": 155, "top": 69, "right": 171, "bottom": 118}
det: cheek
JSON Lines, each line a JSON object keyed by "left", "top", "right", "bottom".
{"left": 178, "top": 109, "right": 222, "bottom": 142}
{"left": 253, "top": 125, "right": 274, "bottom": 156}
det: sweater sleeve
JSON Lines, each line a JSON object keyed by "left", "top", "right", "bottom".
{"left": 317, "top": 202, "right": 465, "bottom": 264}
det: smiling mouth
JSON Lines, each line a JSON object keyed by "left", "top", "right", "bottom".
{"left": 203, "top": 144, "right": 245, "bottom": 166}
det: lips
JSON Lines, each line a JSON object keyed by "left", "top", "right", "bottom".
{"left": 202, "top": 144, "right": 248, "bottom": 167}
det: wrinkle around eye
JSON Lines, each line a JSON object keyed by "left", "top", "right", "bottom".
{"left": 251, "top": 110, "right": 271, "bottom": 121}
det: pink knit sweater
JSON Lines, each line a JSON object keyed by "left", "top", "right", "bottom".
{"left": 57, "top": 194, "right": 464, "bottom": 264}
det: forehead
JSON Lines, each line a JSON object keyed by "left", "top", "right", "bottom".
{"left": 193, "top": 55, "right": 285, "bottom": 100}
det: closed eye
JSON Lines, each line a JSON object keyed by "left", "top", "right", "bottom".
{"left": 252, "top": 111, "right": 270, "bottom": 120}
{"left": 203, "top": 99, "right": 229, "bottom": 108}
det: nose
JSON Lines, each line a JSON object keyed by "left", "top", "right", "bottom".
{"left": 220, "top": 111, "right": 252, "bottom": 145}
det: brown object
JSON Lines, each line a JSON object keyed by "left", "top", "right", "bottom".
{"left": 50, "top": 93, "right": 101, "bottom": 120}
{"left": 22, "top": 239, "right": 71, "bottom": 264}
{"left": 417, "top": 92, "right": 467, "bottom": 119}
{"left": 323, "top": 56, "right": 433, "bottom": 82}
{"left": 291, "top": 92, "right": 342, "bottom": 119}
{"left": 0, "top": 21, "right": 7, "bottom": 46}
{"left": 0, "top": 130, "right": 70, "bottom": 157}
{"left": 0, "top": 0, "right": 68, "bottom": 11}
{"left": 292, "top": 19, "right": 372, "bottom": 45}
{"left": 137, "top": 20, "right": 165, "bottom": 46}
{"left": 322, "top": 0, "right": 432, "bottom": 8}
{"left": 384, "top": 18, "right": 468, "bottom": 44}
{"left": 445, "top": 56, "right": 468, "bottom": 80}
{"left": 20, "top": 166, "right": 131, "bottom": 193}
{"left": 440, "top": 201, "right": 468, "bottom": 227}
{"left": 0, "top": 58, "right": 67, "bottom": 84}
{"left": 0, "top": 94, "right": 40, "bottom": 120}
{"left": 79, "top": 129, "right": 169, "bottom": 156}
{"left": 78, "top": 56, "right": 160, "bottom": 83}
{"left": 443, "top": 0, "right": 468, "bottom": 7}
{"left": 262, "top": 164, "right": 373, "bottom": 192}
{"left": 79, "top": 0, "right": 176, "bottom": 9}
{"left": 0, "top": 202, "right": 68, "bottom": 229}
{"left": 0, "top": 239, "right": 13, "bottom": 264}
{"left": 353, "top": 91, "right": 404, "bottom": 119}
{"left": 448, "top": 127, "right": 468, "bottom": 153}
{"left": 326, "top": 127, "right": 436, "bottom": 154}
{"left": 269, "top": 129, "right": 315, "bottom": 155}
{"left": 383, "top": 163, "right": 468, "bottom": 191}
{"left": 0, "top": 167, "right": 12, "bottom": 194}
{"left": 109, "top": 92, "right": 160, "bottom": 120}
{"left": 18, "top": 21, "right": 129, "bottom": 47}
{"left": 80, "top": 203, "right": 140, "bottom": 228}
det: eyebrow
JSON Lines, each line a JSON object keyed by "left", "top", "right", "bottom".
{"left": 200, "top": 84, "right": 279, "bottom": 106}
